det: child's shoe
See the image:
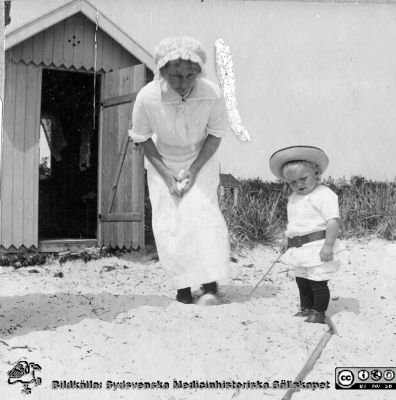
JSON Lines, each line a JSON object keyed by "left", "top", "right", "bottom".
{"left": 305, "top": 310, "right": 326, "bottom": 324}
{"left": 176, "top": 287, "right": 193, "bottom": 304}
{"left": 294, "top": 308, "right": 312, "bottom": 317}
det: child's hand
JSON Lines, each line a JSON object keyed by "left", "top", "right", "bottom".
{"left": 280, "top": 236, "right": 288, "bottom": 253}
{"left": 320, "top": 244, "right": 334, "bottom": 262}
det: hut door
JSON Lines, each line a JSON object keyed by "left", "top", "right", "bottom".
{"left": 99, "top": 64, "right": 146, "bottom": 249}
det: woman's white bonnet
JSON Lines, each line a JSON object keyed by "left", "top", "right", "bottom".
{"left": 153, "top": 36, "right": 207, "bottom": 72}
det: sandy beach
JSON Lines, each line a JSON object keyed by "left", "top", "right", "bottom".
{"left": 0, "top": 237, "right": 395, "bottom": 400}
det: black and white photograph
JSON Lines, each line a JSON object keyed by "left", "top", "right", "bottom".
{"left": 0, "top": 1, "right": 395, "bottom": 399}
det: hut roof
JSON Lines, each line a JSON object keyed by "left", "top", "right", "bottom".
{"left": 220, "top": 173, "right": 240, "bottom": 188}
{"left": 5, "top": 0, "right": 154, "bottom": 70}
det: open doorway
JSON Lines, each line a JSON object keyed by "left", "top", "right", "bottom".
{"left": 39, "top": 69, "right": 100, "bottom": 240}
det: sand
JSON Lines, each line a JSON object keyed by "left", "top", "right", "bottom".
{"left": 0, "top": 238, "right": 395, "bottom": 400}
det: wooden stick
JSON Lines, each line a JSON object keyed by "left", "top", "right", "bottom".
{"left": 245, "top": 251, "right": 284, "bottom": 301}
{"left": 282, "top": 318, "right": 336, "bottom": 400}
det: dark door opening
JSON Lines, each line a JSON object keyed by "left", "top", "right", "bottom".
{"left": 39, "top": 69, "right": 100, "bottom": 240}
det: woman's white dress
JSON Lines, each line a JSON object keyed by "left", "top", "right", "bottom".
{"left": 129, "top": 78, "right": 230, "bottom": 289}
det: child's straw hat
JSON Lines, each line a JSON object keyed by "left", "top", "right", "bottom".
{"left": 269, "top": 145, "right": 329, "bottom": 180}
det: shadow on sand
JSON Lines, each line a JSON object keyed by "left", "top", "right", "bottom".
{"left": 0, "top": 282, "right": 282, "bottom": 340}
{"left": 327, "top": 296, "right": 360, "bottom": 317}
{"left": 0, "top": 292, "right": 173, "bottom": 340}
{"left": 218, "top": 283, "right": 281, "bottom": 304}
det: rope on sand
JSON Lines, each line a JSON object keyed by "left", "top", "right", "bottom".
{"left": 282, "top": 317, "right": 337, "bottom": 400}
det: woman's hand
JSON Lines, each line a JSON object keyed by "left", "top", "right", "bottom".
{"left": 178, "top": 169, "right": 197, "bottom": 194}
{"left": 141, "top": 140, "right": 183, "bottom": 197}
{"left": 164, "top": 173, "right": 183, "bottom": 198}
{"left": 320, "top": 243, "right": 334, "bottom": 262}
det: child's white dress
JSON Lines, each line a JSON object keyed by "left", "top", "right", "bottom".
{"left": 285, "top": 185, "right": 345, "bottom": 281}
{"left": 129, "top": 78, "right": 231, "bottom": 289}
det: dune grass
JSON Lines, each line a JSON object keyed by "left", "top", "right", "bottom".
{"left": 220, "top": 176, "right": 396, "bottom": 251}
{"left": 1, "top": 176, "right": 394, "bottom": 266}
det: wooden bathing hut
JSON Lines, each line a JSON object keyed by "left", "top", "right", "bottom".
{"left": 219, "top": 173, "right": 240, "bottom": 206}
{"left": 1, "top": 1, "right": 155, "bottom": 252}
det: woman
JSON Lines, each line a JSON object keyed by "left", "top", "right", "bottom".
{"left": 129, "top": 37, "right": 231, "bottom": 305}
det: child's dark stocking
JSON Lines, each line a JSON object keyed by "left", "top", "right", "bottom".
{"left": 295, "top": 277, "right": 313, "bottom": 316}
{"left": 304, "top": 280, "right": 329, "bottom": 324}
{"left": 311, "top": 280, "right": 330, "bottom": 312}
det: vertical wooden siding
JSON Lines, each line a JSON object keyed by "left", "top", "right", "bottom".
{"left": 100, "top": 65, "right": 145, "bottom": 249}
{"left": 8, "top": 13, "right": 139, "bottom": 72}
{"left": 1, "top": 60, "right": 41, "bottom": 249}
{"left": 1, "top": 13, "right": 145, "bottom": 250}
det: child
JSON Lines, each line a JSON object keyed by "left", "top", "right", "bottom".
{"left": 269, "top": 146, "right": 344, "bottom": 324}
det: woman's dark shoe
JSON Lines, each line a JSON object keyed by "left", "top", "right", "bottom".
{"left": 294, "top": 308, "right": 312, "bottom": 317}
{"left": 202, "top": 281, "right": 218, "bottom": 295}
{"left": 176, "top": 287, "right": 193, "bottom": 304}
{"left": 305, "top": 310, "right": 326, "bottom": 324}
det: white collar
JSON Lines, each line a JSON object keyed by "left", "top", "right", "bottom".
{"left": 159, "top": 78, "right": 221, "bottom": 103}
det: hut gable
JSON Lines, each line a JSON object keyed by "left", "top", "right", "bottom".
{"left": 7, "top": 13, "right": 139, "bottom": 73}
{"left": 5, "top": 0, "right": 154, "bottom": 70}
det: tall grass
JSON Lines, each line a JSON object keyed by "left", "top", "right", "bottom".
{"left": 220, "top": 179, "right": 288, "bottom": 251}
{"left": 220, "top": 176, "right": 396, "bottom": 250}
{"left": 328, "top": 176, "right": 396, "bottom": 240}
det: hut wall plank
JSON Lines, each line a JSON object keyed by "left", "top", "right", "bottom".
{"left": 96, "top": 29, "right": 104, "bottom": 73}
{"left": 22, "top": 38, "right": 33, "bottom": 64}
{"left": 108, "top": 72, "right": 119, "bottom": 248}
{"left": 63, "top": 18, "right": 74, "bottom": 68}
{"left": 73, "top": 13, "right": 84, "bottom": 70}
{"left": 102, "top": 33, "right": 113, "bottom": 72}
{"left": 114, "top": 76, "right": 125, "bottom": 247}
{"left": 33, "top": 68, "right": 42, "bottom": 247}
{"left": 23, "top": 64, "right": 41, "bottom": 248}
{"left": 12, "top": 63, "right": 28, "bottom": 248}
{"left": 32, "top": 31, "right": 44, "bottom": 65}
{"left": 131, "top": 64, "right": 146, "bottom": 247}
{"left": 43, "top": 27, "right": 54, "bottom": 66}
{"left": 1, "top": 61, "right": 17, "bottom": 248}
{"left": 10, "top": 42, "right": 22, "bottom": 63}
{"left": 83, "top": 15, "right": 95, "bottom": 72}
{"left": 111, "top": 40, "right": 122, "bottom": 71}
{"left": 101, "top": 69, "right": 117, "bottom": 246}
{"left": 53, "top": 20, "right": 65, "bottom": 67}
{"left": 119, "top": 105, "right": 130, "bottom": 246}
{"left": 131, "top": 143, "right": 144, "bottom": 248}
